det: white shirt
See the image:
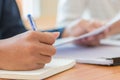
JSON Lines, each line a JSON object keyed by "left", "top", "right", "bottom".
{"left": 57, "top": 0, "right": 120, "bottom": 27}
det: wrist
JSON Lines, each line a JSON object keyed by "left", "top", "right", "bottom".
{"left": 0, "top": 40, "right": 5, "bottom": 69}
{"left": 0, "top": 39, "right": 9, "bottom": 69}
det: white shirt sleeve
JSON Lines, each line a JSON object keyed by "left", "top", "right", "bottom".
{"left": 56, "top": 0, "right": 87, "bottom": 27}
{"left": 56, "top": 0, "right": 120, "bottom": 27}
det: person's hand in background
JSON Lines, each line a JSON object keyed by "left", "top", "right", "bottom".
{"left": 62, "top": 19, "right": 109, "bottom": 46}
{"left": 107, "top": 20, "right": 120, "bottom": 36}
{"left": 0, "top": 31, "right": 59, "bottom": 71}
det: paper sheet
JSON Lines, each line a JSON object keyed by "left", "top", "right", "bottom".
{"left": 54, "top": 14, "right": 120, "bottom": 46}
{"left": 100, "top": 34, "right": 120, "bottom": 46}
{"left": 54, "top": 43, "right": 120, "bottom": 65}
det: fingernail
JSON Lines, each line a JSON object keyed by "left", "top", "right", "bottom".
{"left": 52, "top": 32, "right": 60, "bottom": 39}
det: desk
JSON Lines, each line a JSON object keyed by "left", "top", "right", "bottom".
{"left": 19, "top": 13, "right": 120, "bottom": 80}
{"left": 23, "top": 17, "right": 120, "bottom": 80}
{"left": 46, "top": 63, "right": 120, "bottom": 80}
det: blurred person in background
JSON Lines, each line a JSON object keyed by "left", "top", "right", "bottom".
{"left": 57, "top": 0, "right": 120, "bottom": 26}
{"left": 57, "top": 0, "right": 120, "bottom": 46}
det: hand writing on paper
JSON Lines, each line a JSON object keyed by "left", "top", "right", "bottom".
{"left": 62, "top": 19, "right": 109, "bottom": 46}
{"left": 0, "top": 31, "right": 59, "bottom": 71}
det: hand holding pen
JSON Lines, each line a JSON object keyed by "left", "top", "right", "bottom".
{"left": 9, "top": 14, "right": 60, "bottom": 70}
{"left": 0, "top": 14, "right": 60, "bottom": 71}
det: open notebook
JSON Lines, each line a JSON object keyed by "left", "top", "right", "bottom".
{"left": 0, "top": 58, "right": 76, "bottom": 80}
{"left": 54, "top": 43, "right": 120, "bottom": 66}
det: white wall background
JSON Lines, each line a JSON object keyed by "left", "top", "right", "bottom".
{"left": 22, "top": 0, "right": 41, "bottom": 18}
{"left": 21, "top": 0, "right": 58, "bottom": 18}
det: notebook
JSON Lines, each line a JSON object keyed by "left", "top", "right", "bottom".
{"left": 54, "top": 13, "right": 120, "bottom": 46}
{"left": 54, "top": 43, "right": 120, "bottom": 66}
{"left": 0, "top": 58, "right": 76, "bottom": 80}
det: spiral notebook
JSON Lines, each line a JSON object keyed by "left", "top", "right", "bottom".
{"left": 0, "top": 58, "right": 76, "bottom": 80}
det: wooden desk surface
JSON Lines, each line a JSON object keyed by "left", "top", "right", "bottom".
{"left": 46, "top": 63, "right": 120, "bottom": 80}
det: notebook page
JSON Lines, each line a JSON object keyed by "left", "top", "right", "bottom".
{"left": 54, "top": 43, "right": 120, "bottom": 62}
{"left": 0, "top": 59, "right": 75, "bottom": 79}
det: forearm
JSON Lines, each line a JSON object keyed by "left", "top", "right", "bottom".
{"left": 0, "top": 40, "right": 7, "bottom": 69}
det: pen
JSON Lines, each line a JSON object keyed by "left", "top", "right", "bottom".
{"left": 27, "top": 14, "right": 37, "bottom": 31}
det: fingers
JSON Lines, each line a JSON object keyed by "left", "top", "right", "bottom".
{"left": 23, "top": 63, "right": 45, "bottom": 71}
{"left": 79, "top": 38, "right": 100, "bottom": 47}
{"left": 0, "top": 31, "right": 58, "bottom": 71}
{"left": 74, "top": 34, "right": 102, "bottom": 47}
{"left": 86, "top": 20, "right": 103, "bottom": 32}
{"left": 34, "top": 55, "right": 52, "bottom": 64}
{"left": 38, "top": 32, "right": 59, "bottom": 45}
{"left": 52, "top": 32, "right": 60, "bottom": 39}
{"left": 72, "top": 25, "right": 88, "bottom": 37}
{"left": 37, "top": 32, "right": 55, "bottom": 45}
{"left": 66, "top": 19, "right": 108, "bottom": 46}
{"left": 80, "top": 20, "right": 108, "bottom": 46}
{"left": 31, "top": 43, "right": 56, "bottom": 56}
{"left": 76, "top": 20, "right": 90, "bottom": 35}
{"left": 82, "top": 35, "right": 102, "bottom": 46}
{"left": 73, "top": 20, "right": 103, "bottom": 37}
{"left": 26, "top": 31, "right": 59, "bottom": 45}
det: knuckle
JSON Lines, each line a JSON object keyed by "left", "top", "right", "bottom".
{"left": 27, "top": 44, "right": 36, "bottom": 54}
{"left": 24, "top": 56, "right": 35, "bottom": 64}
{"left": 45, "top": 33, "right": 56, "bottom": 44}
{"left": 28, "top": 31, "right": 36, "bottom": 35}
{"left": 37, "top": 63, "right": 45, "bottom": 69}
{"left": 31, "top": 64, "right": 45, "bottom": 70}
{"left": 38, "top": 64, "right": 45, "bottom": 69}
{"left": 26, "top": 31, "right": 37, "bottom": 39}
{"left": 45, "top": 56, "right": 52, "bottom": 63}
{"left": 27, "top": 65, "right": 39, "bottom": 70}
{"left": 48, "top": 36, "right": 56, "bottom": 44}
{"left": 41, "top": 64, "right": 45, "bottom": 68}
{"left": 49, "top": 46, "right": 56, "bottom": 55}
{"left": 24, "top": 62, "right": 42, "bottom": 70}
